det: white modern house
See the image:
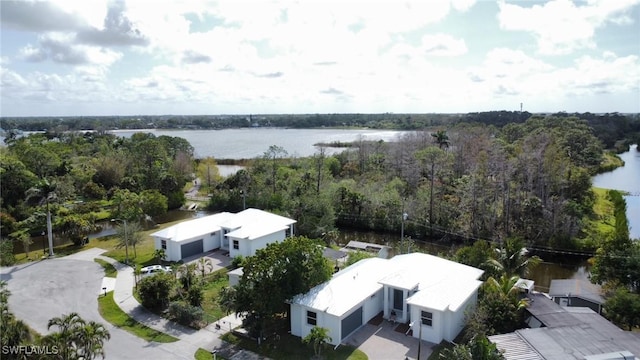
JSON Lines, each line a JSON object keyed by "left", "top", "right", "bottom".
{"left": 289, "top": 253, "right": 484, "bottom": 346}
{"left": 151, "top": 208, "right": 296, "bottom": 262}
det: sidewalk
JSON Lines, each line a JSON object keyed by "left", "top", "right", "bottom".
{"left": 95, "top": 253, "right": 244, "bottom": 356}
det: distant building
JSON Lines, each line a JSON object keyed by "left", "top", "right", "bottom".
{"left": 341, "top": 240, "right": 391, "bottom": 258}
{"left": 150, "top": 208, "right": 296, "bottom": 262}
{"left": 548, "top": 278, "right": 604, "bottom": 314}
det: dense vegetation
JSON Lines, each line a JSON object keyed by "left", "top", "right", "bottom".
{"left": 0, "top": 131, "right": 194, "bottom": 264}
{"left": 207, "top": 116, "right": 624, "bottom": 252}
{"left": 2, "top": 111, "right": 639, "bottom": 151}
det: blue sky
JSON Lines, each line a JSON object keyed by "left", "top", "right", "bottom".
{"left": 1, "top": 0, "right": 639, "bottom": 117}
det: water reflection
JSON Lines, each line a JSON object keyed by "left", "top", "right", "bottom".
{"left": 335, "top": 229, "right": 588, "bottom": 292}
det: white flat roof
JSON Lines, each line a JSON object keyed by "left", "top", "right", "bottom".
{"left": 292, "top": 257, "right": 388, "bottom": 316}
{"left": 150, "top": 208, "right": 296, "bottom": 243}
{"left": 223, "top": 208, "right": 296, "bottom": 240}
{"left": 291, "top": 253, "right": 484, "bottom": 316}
{"left": 150, "top": 212, "right": 234, "bottom": 242}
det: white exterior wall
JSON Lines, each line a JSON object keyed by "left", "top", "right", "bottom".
{"left": 446, "top": 292, "right": 477, "bottom": 341}
{"left": 248, "top": 231, "right": 285, "bottom": 256}
{"left": 363, "top": 289, "right": 384, "bottom": 324}
{"left": 323, "top": 313, "right": 341, "bottom": 346}
{"left": 154, "top": 231, "right": 223, "bottom": 262}
{"left": 291, "top": 305, "right": 303, "bottom": 338}
{"left": 290, "top": 305, "right": 342, "bottom": 346}
{"left": 410, "top": 306, "right": 445, "bottom": 344}
{"left": 203, "top": 230, "right": 221, "bottom": 252}
{"left": 153, "top": 236, "right": 183, "bottom": 262}
{"left": 409, "top": 293, "right": 476, "bottom": 344}
{"left": 293, "top": 289, "right": 383, "bottom": 346}
{"left": 228, "top": 230, "right": 286, "bottom": 258}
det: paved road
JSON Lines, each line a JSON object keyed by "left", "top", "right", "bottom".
{"left": 0, "top": 251, "right": 195, "bottom": 359}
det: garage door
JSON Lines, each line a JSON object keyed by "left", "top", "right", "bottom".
{"left": 341, "top": 307, "right": 363, "bottom": 340}
{"left": 181, "top": 239, "right": 203, "bottom": 259}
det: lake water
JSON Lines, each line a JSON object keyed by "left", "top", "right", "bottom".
{"left": 112, "top": 128, "right": 412, "bottom": 159}
{"left": 592, "top": 144, "right": 640, "bottom": 239}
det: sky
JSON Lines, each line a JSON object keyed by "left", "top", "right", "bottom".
{"left": 1, "top": 0, "right": 639, "bottom": 117}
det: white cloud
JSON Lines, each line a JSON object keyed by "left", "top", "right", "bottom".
{"left": 18, "top": 33, "right": 122, "bottom": 66}
{"left": 0, "top": 0, "right": 106, "bottom": 32}
{"left": 421, "top": 33, "right": 468, "bottom": 56}
{"left": 497, "top": 0, "right": 640, "bottom": 55}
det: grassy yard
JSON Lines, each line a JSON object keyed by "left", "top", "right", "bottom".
{"left": 101, "top": 218, "right": 188, "bottom": 267}
{"left": 11, "top": 217, "right": 189, "bottom": 266}
{"left": 580, "top": 187, "right": 616, "bottom": 249}
{"left": 200, "top": 269, "right": 230, "bottom": 323}
{"left": 94, "top": 258, "right": 117, "bottom": 277}
{"left": 194, "top": 348, "right": 228, "bottom": 360}
{"left": 221, "top": 332, "right": 367, "bottom": 360}
{"left": 97, "top": 291, "right": 178, "bottom": 343}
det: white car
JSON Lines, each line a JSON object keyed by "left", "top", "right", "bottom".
{"left": 140, "top": 265, "right": 172, "bottom": 278}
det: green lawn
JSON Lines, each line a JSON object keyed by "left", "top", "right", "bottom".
{"left": 97, "top": 291, "right": 178, "bottom": 343}
{"left": 94, "top": 258, "right": 117, "bottom": 277}
{"left": 200, "top": 269, "right": 230, "bottom": 323}
{"left": 221, "top": 332, "right": 367, "bottom": 360}
{"left": 194, "top": 348, "right": 228, "bottom": 360}
{"left": 580, "top": 187, "right": 616, "bottom": 249}
{"left": 101, "top": 219, "right": 188, "bottom": 267}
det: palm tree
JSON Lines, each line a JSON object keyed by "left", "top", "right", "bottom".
{"left": 197, "top": 257, "right": 214, "bottom": 277}
{"left": 218, "top": 286, "right": 236, "bottom": 316}
{"left": 178, "top": 263, "right": 198, "bottom": 290}
{"left": 115, "top": 221, "right": 142, "bottom": 258}
{"left": 483, "top": 238, "right": 541, "bottom": 278}
{"left": 431, "top": 130, "right": 450, "bottom": 149}
{"left": 153, "top": 249, "right": 166, "bottom": 264}
{"left": 302, "top": 326, "right": 332, "bottom": 356}
{"left": 25, "top": 179, "right": 57, "bottom": 257}
{"left": 77, "top": 321, "right": 111, "bottom": 360}
{"left": 484, "top": 275, "right": 529, "bottom": 310}
{"left": 47, "top": 312, "right": 85, "bottom": 359}
{"left": 1, "top": 282, "right": 31, "bottom": 350}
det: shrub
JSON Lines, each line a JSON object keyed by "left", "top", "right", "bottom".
{"left": 231, "top": 255, "right": 245, "bottom": 268}
{"left": 138, "top": 273, "right": 174, "bottom": 310}
{"left": 0, "top": 240, "right": 16, "bottom": 266}
{"left": 168, "top": 301, "right": 204, "bottom": 328}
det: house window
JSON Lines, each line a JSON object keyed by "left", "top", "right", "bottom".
{"left": 307, "top": 311, "right": 317, "bottom": 325}
{"left": 421, "top": 311, "right": 433, "bottom": 327}
{"left": 233, "top": 240, "right": 239, "bottom": 250}
{"left": 161, "top": 240, "right": 167, "bottom": 250}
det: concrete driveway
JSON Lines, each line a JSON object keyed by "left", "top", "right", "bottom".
{"left": 343, "top": 319, "right": 435, "bottom": 360}
{"left": 182, "top": 249, "right": 232, "bottom": 274}
{"left": 0, "top": 250, "right": 194, "bottom": 360}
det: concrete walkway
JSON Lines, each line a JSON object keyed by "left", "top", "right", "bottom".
{"left": 87, "top": 249, "right": 245, "bottom": 357}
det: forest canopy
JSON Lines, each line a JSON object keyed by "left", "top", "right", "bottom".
{"left": 1, "top": 112, "right": 637, "bottom": 261}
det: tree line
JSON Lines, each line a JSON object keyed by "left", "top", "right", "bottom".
{"left": 0, "top": 131, "right": 195, "bottom": 264}
{"left": 208, "top": 115, "right": 621, "bottom": 252}
{"left": 2, "top": 111, "right": 639, "bottom": 151}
